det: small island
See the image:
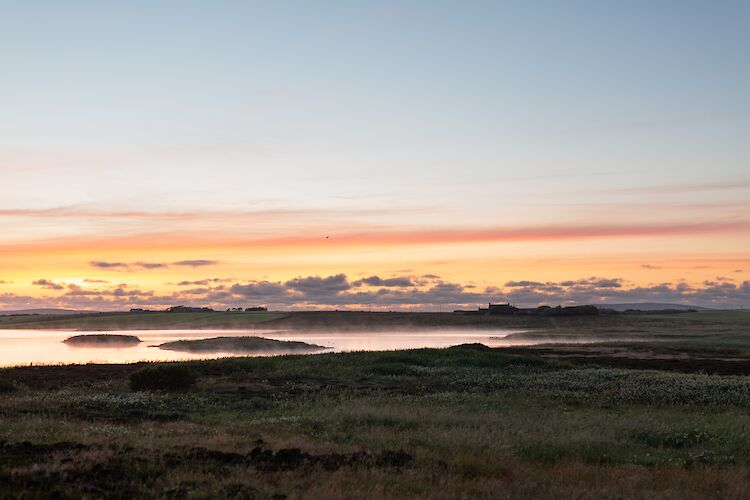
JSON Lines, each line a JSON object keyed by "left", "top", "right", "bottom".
{"left": 155, "top": 336, "right": 329, "bottom": 354}
{"left": 63, "top": 334, "right": 142, "bottom": 347}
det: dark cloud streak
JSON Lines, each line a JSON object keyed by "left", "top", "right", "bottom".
{"left": 5, "top": 273, "right": 750, "bottom": 311}
{"left": 354, "top": 275, "right": 415, "bottom": 287}
{"left": 172, "top": 260, "right": 219, "bottom": 267}
{"left": 89, "top": 260, "right": 220, "bottom": 271}
{"left": 31, "top": 279, "right": 65, "bottom": 290}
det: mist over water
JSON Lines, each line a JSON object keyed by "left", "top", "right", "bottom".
{"left": 0, "top": 328, "right": 541, "bottom": 367}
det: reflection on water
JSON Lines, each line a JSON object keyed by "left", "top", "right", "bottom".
{"left": 0, "top": 328, "right": 535, "bottom": 367}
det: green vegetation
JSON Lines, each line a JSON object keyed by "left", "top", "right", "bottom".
{"left": 0, "top": 379, "right": 16, "bottom": 393}
{"left": 3, "top": 338, "right": 750, "bottom": 498}
{"left": 2, "top": 309, "right": 749, "bottom": 339}
{"left": 157, "top": 336, "right": 329, "bottom": 354}
{"left": 660, "top": 309, "right": 750, "bottom": 325}
{"left": 129, "top": 365, "right": 197, "bottom": 392}
{"left": 64, "top": 334, "right": 142, "bottom": 346}
{"left": 2, "top": 311, "right": 750, "bottom": 497}
{"left": 0, "top": 310, "right": 288, "bottom": 330}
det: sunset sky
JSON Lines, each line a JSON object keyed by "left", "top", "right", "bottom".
{"left": 1, "top": 1, "right": 749, "bottom": 311}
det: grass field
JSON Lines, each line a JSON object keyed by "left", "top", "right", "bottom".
{"left": 2, "top": 308, "right": 750, "bottom": 334}
{"left": 2, "top": 310, "right": 750, "bottom": 498}
{"left": 0, "top": 310, "right": 550, "bottom": 331}
{"left": 662, "top": 310, "right": 750, "bottom": 325}
{"left": 0, "top": 311, "right": 288, "bottom": 330}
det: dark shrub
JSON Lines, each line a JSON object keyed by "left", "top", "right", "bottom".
{"left": 632, "top": 428, "right": 714, "bottom": 449}
{"left": 448, "top": 343, "right": 492, "bottom": 351}
{"left": 0, "top": 379, "right": 16, "bottom": 394}
{"left": 539, "top": 305, "right": 599, "bottom": 317}
{"left": 129, "top": 365, "right": 197, "bottom": 392}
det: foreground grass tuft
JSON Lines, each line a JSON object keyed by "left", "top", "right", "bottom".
{"left": 129, "top": 364, "right": 197, "bottom": 392}
{"left": 0, "top": 379, "right": 16, "bottom": 393}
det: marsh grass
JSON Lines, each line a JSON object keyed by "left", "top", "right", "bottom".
{"left": 4, "top": 345, "right": 750, "bottom": 497}
{"left": 129, "top": 365, "right": 197, "bottom": 392}
{"left": 0, "top": 379, "right": 16, "bottom": 393}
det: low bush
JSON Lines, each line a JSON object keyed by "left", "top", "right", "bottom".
{"left": 129, "top": 365, "right": 197, "bottom": 392}
{"left": 0, "top": 379, "right": 16, "bottom": 393}
{"left": 515, "top": 440, "right": 621, "bottom": 465}
{"left": 632, "top": 427, "right": 715, "bottom": 449}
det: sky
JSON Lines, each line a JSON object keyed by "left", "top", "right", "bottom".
{"left": 1, "top": 0, "right": 749, "bottom": 311}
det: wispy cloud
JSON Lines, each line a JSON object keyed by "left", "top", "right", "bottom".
{"left": 89, "top": 260, "right": 219, "bottom": 271}
{"left": 609, "top": 179, "right": 750, "bottom": 196}
{"left": 31, "top": 279, "right": 65, "bottom": 290}
{"left": 137, "top": 262, "right": 169, "bottom": 269}
{"left": 641, "top": 264, "right": 662, "bottom": 270}
{"left": 172, "top": 278, "right": 233, "bottom": 286}
{"left": 90, "top": 261, "right": 129, "bottom": 269}
{"left": 0, "top": 206, "right": 412, "bottom": 221}
{"left": 4, "top": 219, "right": 750, "bottom": 254}
{"left": 172, "top": 260, "right": 219, "bottom": 267}
{"left": 235, "top": 221, "right": 750, "bottom": 248}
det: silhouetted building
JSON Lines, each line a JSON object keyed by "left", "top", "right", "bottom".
{"left": 487, "top": 303, "right": 518, "bottom": 315}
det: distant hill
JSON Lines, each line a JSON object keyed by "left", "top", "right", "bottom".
{"left": 0, "top": 308, "right": 97, "bottom": 316}
{"left": 596, "top": 303, "right": 712, "bottom": 312}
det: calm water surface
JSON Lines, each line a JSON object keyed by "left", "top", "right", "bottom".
{"left": 0, "top": 328, "right": 536, "bottom": 367}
